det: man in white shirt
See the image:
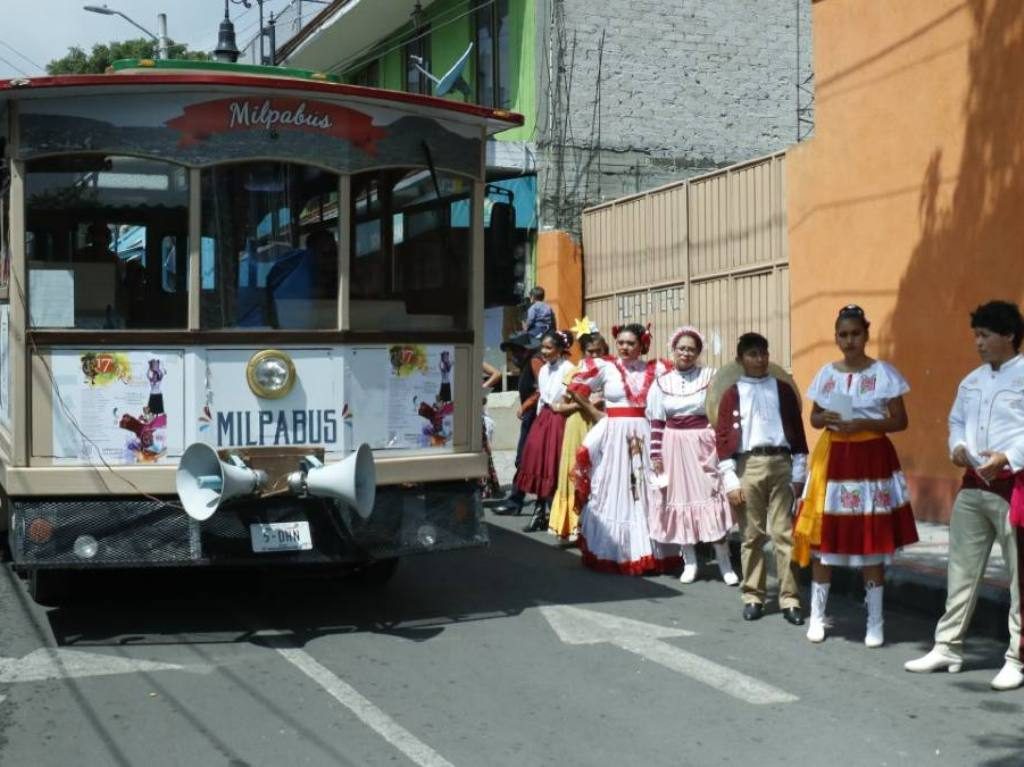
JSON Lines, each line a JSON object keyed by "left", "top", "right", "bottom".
{"left": 905, "top": 300, "right": 1024, "bottom": 691}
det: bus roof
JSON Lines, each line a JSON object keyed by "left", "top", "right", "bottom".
{"left": 0, "top": 58, "right": 524, "bottom": 136}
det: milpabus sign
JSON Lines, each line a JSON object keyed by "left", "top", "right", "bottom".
{"left": 164, "top": 97, "right": 388, "bottom": 153}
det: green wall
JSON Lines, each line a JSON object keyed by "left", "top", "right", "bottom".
{"left": 347, "top": 0, "right": 534, "bottom": 141}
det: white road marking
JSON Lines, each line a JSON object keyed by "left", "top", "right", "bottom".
{"left": 540, "top": 604, "right": 799, "bottom": 705}
{"left": 0, "top": 649, "right": 208, "bottom": 684}
{"left": 275, "top": 647, "right": 455, "bottom": 767}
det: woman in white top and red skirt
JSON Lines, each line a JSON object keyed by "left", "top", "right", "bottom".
{"left": 569, "top": 323, "right": 680, "bottom": 575}
{"left": 794, "top": 304, "right": 919, "bottom": 646}
{"left": 515, "top": 330, "right": 575, "bottom": 532}
{"left": 648, "top": 326, "right": 738, "bottom": 585}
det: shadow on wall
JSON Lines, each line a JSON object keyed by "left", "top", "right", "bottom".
{"left": 878, "top": 1, "right": 1024, "bottom": 521}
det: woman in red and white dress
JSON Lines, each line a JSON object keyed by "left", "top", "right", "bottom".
{"left": 794, "top": 304, "right": 919, "bottom": 646}
{"left": 569, "top": 323, "right": 680, "bottom": 575}
{"left": 648, "top": 326, "right": 738, "bottom": 585}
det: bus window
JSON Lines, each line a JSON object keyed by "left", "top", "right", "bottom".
{"left": 349, "top": 168, "right": 471, "bottom": 331}
{"left": 199, "top": 162, "right": 340, "bottom": 330}
{"left": 24, "top": 155, "right": 188, "bottom": 330}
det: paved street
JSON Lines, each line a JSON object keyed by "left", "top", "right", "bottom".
{"left": 0, "top": 508, "right": 1020, "bottom": 767}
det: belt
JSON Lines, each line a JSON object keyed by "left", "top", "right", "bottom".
{"left": 667, "top": 415, "right": 709, "bottom": 430}
{"left": 743, "top": 445, "right": 791, "bottom": 457}
{"left": 606, "top": 407, "right": 646, "bottom": 418}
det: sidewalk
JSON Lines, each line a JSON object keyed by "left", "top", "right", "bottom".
{"left": 488, "top": 448, "right": 1013, "bottom": 642}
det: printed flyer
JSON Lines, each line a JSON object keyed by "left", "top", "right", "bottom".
{"left": 51, "top": 350, "right": 184, "bottom": 464}
{"left": 346, "top": 344, "right": 455, "bottom": 450}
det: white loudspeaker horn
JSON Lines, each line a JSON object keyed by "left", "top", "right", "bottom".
{"left": 176, "top": 443, "right": 268, "bottom": 522}
{"left": 297, "top": 443, "right": 376, "bottom": 519}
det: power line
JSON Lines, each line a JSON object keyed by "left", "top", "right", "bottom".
{"left": 0, "top": 53, "right": 28, "bottom": 77}
{"left": 0, "top": 38, "right": 43, "bottom": 72}
{"left": 330, "top": 0, "right": 495, "bottom": 77}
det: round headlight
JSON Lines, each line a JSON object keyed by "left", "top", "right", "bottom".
{"left": 246, "top": 349, "right": 296, "bottom": 399}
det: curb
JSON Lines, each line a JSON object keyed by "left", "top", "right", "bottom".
{"left": 747, "top": 538, "right": 1012, "bottom": 643}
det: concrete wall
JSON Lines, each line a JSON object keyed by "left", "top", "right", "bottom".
{"left": 787, "top": 0, "right": 1024, "bottom": 522}
{"left": 537, "top": 0, "right": 813, "bottom": 232}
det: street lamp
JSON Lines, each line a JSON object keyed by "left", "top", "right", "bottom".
{"left": 84, "top": 5, "right": 170, "bottom": 60}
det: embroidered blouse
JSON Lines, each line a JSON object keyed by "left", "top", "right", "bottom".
{"left": 806, "top": 360, "right": 909, "bottom": 421}
{"left": 647, "top": 365, "right": 714, "bottom": 460}
{"left": 538, "top": 358, "right": 573, "bottom": 410}
{"left": 570, "top": 356, "right": 667, "bottom": 409}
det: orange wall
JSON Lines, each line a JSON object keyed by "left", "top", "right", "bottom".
{"left": 788, "top": 0, "right": 1024, "bottom": 522}
{"left": 536, "top": 230, "right": 584, "bottom": 355}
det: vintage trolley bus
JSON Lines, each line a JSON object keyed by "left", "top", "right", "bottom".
{"left": 0, "top": 59, "right": 521, "bottom": 601}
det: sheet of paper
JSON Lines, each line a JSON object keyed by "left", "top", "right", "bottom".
{"left": 830, "top": 392, "right": 854, "bottom": 421}
{"left": 29, "top": 269, "right": 75, "bottom": 327}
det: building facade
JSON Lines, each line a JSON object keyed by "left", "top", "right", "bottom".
{"left": 787, "top": 0, "right": 1024, "bottom": 522}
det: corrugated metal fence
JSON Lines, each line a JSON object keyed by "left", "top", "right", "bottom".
{"left": 580, "top": 151, "right": 789, "bottom": 369}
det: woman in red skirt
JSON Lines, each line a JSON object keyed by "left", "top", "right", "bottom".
{"left": 794, "top": 304, "right": 919, "bottom": 647}
{"left": 515, "top": 330, "right": 574, "bottom": 532}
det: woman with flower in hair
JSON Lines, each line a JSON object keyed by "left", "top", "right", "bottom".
{"left": 515, "top": 330, "right": 575, "bottom": 532}
{"left": 569, "top": 323, "right": 679, "bottom": 574}
{"left": 795, "top": 304, "right": 918, "bottom": 647}
{"left": 648, "top": 326, "right": 738, "bottom": 585}
{"left": 548, "top": 329, "right": 609, "bottom": 541}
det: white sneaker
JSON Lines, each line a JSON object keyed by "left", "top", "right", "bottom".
{"left": 904, "top": 648, "right": 962, "bottom": 674}
{"left": 679, "top": 564, "right": 698, "bottom": 584}
{"left": 721, "top": 570, "right": 739, "bottom": 587}
{"left": 991, "top": 662, "right": 1024, "bottom": 691}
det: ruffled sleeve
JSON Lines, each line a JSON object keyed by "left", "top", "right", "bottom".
{"left": 805, "top": 364, "right": 834, "bottom": 408}
{"left": 568, "top": 356, "right": 606, "bottom": 398}
{"left": 875, "top": 361, "right": 910, "bottom": 398}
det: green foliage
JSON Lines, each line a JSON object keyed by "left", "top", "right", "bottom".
{"left": 46, "top": 38, "right": 209, "bottom": 75}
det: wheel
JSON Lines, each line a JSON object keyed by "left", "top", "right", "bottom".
{"left": 28, "top": 569, "right": 71, "bottom": 606}
{"left": 352, "top": 558, "right": 400, "bottom": 587}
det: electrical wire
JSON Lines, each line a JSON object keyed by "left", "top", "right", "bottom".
{"left": 0, "top": 39, "right": 44, "bottom": 73}
{"left": 330, "top": 0, "right": 496, "bottom": 77}
{"left": 0, "top": 53, "right": 28, "bottom": 78}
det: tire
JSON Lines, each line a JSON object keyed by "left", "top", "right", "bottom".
{"left": 28, "top": 569, "right": 70, "bottom": 606}
{"left": 352, "top": 558, "right": 400, "bottom": 587}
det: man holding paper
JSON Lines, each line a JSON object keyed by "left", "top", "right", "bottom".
{"left": 906, "top": 300, "right": 1024, "bottom": 690}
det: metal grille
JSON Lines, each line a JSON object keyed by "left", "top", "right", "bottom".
{"left": 13, "top": 499, "right": 197, "bottom": 567}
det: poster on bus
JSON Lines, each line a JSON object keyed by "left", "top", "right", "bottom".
{"left": 50, "top": 350, "right": 184, "bottom": 464}
{"left": 346, "top": 344, "right": 455, "bottom": 450}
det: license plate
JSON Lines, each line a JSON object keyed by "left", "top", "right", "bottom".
{"left": 250, "top": 521, "right": 313, "bottom": 553}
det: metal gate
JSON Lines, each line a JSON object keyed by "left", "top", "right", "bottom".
{"left": 581, "top": 152, "right": 789, "bottom": 369}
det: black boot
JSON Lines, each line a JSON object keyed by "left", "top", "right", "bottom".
{"left": 522, "top": 501, "right": 549, "bottom": 532}
{"left": 492, "top": 491, "right": 525, "bottom": 515}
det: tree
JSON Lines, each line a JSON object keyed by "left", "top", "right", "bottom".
{"left": 46, "top": 38, "right": 209, "bottom": 75}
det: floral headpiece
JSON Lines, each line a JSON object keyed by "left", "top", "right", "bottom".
{"left": 669, "top": 325, "right": 705, "bottom": 354}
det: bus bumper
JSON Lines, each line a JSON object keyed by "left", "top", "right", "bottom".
{"left": 9, "top": 480, "right": 486, "bottom": 568}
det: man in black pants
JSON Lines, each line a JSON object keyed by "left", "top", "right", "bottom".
{"left": 493, "top": 332, "right": 543, "bottom": 517}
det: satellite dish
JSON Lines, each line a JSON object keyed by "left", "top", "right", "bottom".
{"left": 411, "top": 42, "right": 473, "bottom": 98}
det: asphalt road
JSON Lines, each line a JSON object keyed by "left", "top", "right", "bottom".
{"left": 0, "top": 512, "right": 1020, "bottom": 767}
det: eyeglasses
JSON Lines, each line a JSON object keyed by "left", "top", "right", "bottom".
{"left": 838, "top": 304, "right": 865, "bottom": 316}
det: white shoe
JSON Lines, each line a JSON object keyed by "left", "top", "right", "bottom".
{"left": 991, "top": 662, "right": 1024, "bottom": 691}
{"left": 806, "top": 581, "right": 830, "bottom": 643}
{"left": 904, "top": 648, "right": 962, "bottom": 674}
{"left": 679, "top": 564, "right": 698, "bottom": 584}
{"left": 721, "top": 570, "right": 739, "bottom": 587}
{"left": 806, "top": 620, "right": 826, "bottom": 643}
{"left": 864, "top": 583, "right": 884, "bottom": 648}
